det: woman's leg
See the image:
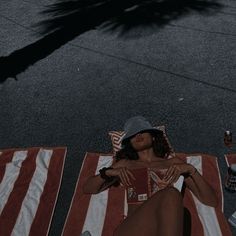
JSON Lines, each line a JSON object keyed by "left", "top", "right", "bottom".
{"left": 155, "top": 187, "right": 184, "bottom": 236}
{"left": 113, "top": 187, "right": 184, "bottom": 236}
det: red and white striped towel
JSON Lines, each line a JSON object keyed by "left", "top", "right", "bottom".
{"left": 62, "top": 152, "right": 232, "bottom": 236}
{"left": 224, "top": 153, "right": 236, "bottom": 167}
{"left": 0, "top": 147, "right": 66, "bottom": 236}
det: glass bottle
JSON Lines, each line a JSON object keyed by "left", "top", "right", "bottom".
{"left": 224, "top": 131, "right": 233, "bottom": 147}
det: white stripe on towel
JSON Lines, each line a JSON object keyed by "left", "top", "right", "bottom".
{"left": 11, "top": 149, "right": 52, "bottom": 236}
{"left": 215, "top": 158, "right": 224, "bottom": 212}
{"left": 187, "top": 156, "right": 222, "bottom": 236}
{"left": 124, "top": 189, "right": 128, "bottom": 217}
{"left": 82, "top": 155, "right": 113, "bottom": 236}
{"left": 0, "top": 151, "right": 28, "bottom": 214}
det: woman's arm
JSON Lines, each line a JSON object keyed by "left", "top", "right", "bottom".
{"left": 184, "top": 168, "right": 218, "bottom": 207}
{"left": 164, "top": 157, "right": 218, "bottom": 207}
{"left": 82, "top": 174, "right": 109, "bottom": 194}
{"left": 83, "top": 159, "right": 135, "bottom": 194}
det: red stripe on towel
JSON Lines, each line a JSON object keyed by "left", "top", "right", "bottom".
{"left": 29, "top": 148, "right": 66, "bottom": 236}
{"left": 62, "top": 153, "right": 99, "bottom": 236}
{"left": 0, "top": 150, "right": 15, "bottom": 183}
{"left": 102, "top": 186, "right": 125, "bottom": 236}
{"left": 202, "top": 155, "right": 222, "bottom": 209}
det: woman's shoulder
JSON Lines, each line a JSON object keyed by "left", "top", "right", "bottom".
{"left": 112, "top": 159, "right": 131, "bottom": 168}
{"left": 168, "top": 156, "right": 185, "bottom": 164}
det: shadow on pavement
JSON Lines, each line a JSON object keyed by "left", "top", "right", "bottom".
{"left": 0, "top": 0, "right": 222, "bottom": 82}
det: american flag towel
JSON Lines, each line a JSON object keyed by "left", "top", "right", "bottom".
{"left": 62, "top": 152, "right": 232, "bottom": 236}
{"left": 0, "top": 147, "right": 66, "bottom": 236}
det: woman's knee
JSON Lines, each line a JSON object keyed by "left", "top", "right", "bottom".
{"left": 162, "top": 186, "right": 182, "bottom": 196}
{"left": 143, "top": 187, "right": 183, "bottom": 213}
{"left": 155, "top": 187, "right": 183, "bottom": 206}
{"left": 163, "top": 187, "right": 183, "bottom": 206}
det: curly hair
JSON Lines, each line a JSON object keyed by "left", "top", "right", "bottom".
{"left": 115, "top": 131, "right": 172, "bottom": 161}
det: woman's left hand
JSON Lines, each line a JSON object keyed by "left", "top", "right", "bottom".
{"left": 163, "top": 163, "right": 196, "bottom": 185}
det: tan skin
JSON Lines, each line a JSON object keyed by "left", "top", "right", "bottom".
{"left": 83, "top": 132, "right": 218, "bottom": 236}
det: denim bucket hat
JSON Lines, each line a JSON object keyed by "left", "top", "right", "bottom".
{"left": 121, "top": 116, "right": 163, "bottom": 146}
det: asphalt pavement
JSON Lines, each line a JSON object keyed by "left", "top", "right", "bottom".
{"left": 0, "top": 0, "right": 236, "bottom": 235}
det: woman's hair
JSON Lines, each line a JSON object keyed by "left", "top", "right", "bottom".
{"left": 115, "top": 131, "right": 171, "bottom": 161}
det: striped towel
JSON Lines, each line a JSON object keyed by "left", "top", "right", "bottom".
{"left": 62, "top": 152, "right": 232, "bottom": 236}
{"left": 224, "top": 153, "right": 236, "bottom": 167}
{"left": 0, "top": 147, "right": 66, "bottom": 236}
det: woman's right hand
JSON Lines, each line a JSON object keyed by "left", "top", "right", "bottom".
{"left": 157, "top": 179, "right": 171, "bottom": 190}
{"left": 106, "top": 167, "right": 136, "bottom": 186}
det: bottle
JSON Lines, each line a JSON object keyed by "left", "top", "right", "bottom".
{"left": 224, "top": 130, "right": 233, "bottom": 147}
{"left": 225, "top": 164, "right": 236, "bottom": 192}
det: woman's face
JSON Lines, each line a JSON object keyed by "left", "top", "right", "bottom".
{"left": 130, "top": 132, "right": 154, "bottom": 152}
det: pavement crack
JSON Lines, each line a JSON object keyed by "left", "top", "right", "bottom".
{"left": 69, "top": 43, "right": 236, "bottom": 94}
{"left": 0, "top": 14, "right": 38, "bottom": 33}
{"left": 168, "top": 23, "right": 236, "bottom": 38}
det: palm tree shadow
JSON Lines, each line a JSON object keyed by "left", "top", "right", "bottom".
{"left": 99, "top": 0, "right": 223, "bottom": 37}
{"left": 0, "top": 0, "right": 222, "bottom": 82}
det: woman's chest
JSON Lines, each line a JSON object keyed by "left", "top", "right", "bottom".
{"left": 126, "top": 159, "right": 172, "bottom": 170}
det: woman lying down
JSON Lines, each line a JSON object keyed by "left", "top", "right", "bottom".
{"left": 83, "top": 116, "right": 218, "bottom": 236}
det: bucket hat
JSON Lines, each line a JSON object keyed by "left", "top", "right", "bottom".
{"left": 121, "top": 116, "right": 163, "bottom": 146}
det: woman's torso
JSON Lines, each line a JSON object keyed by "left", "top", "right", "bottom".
{"left": 119, "top": 157, "right": 179, "bottom": 216}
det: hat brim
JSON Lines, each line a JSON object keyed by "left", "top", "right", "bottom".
{"left": 121, "top": 128, "right": 163, "bottom": 146}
